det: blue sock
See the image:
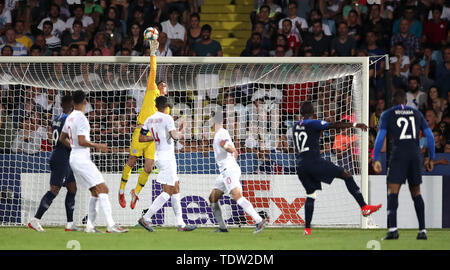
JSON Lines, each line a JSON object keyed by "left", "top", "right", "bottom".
{"left": 344, "top": 176, "right": 367, "bottom": 208}
{"left": 412, "top": 195, "right": 425, "bottom": 231}
{"left": 305, "top": 197, "right": 315, "bottom": 229}
{"left": 65, "top": 192, "right": 76, "bottom": 223}
{"left": 387, "top": 193, "right": 399, "bottom": 229}
{"left": 35, "top": 191, "right": 56, "bottom": 219}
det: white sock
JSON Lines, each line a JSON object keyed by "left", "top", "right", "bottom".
{"left": 143, "top": 192, "right": 170, "bottom": 222}
{"left": 237, "top": 197, "right": 263, "bottom": 224}
{"left": 87, "top": 197, "right": 98, "bottom": 228}
{"left": 119, "top": 190, "right": 124, "bottom": 195}
{"left": 98, "top": 193, "right": 115, "bottom": 228}
{"left": 171, "top": 193, "right": 186, "bottom": 227}
{"left": 389, "top": 227, "right": 398, "bottom": 232}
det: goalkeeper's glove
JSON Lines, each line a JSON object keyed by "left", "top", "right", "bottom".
{"left": 149, "top": 40, "right": 159, "bottom": 56}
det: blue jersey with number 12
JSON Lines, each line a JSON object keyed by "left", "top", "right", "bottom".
{"left": 293, "top": 119, "right": 329, "bottom": 162}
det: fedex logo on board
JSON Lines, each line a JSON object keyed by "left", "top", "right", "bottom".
{"left": 150, "top": 180, "right": 305, "bottom": 225}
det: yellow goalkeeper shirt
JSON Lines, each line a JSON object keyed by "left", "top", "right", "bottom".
{"left": 137, "top": 56, "right": 169, "bottom": 125}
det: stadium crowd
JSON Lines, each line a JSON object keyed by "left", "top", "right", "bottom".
{"left": 0, "top": 0, "right": 449, "bottom": 173}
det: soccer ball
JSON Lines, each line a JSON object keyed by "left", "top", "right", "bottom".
{"left": 143, "top": 27, "right": 159, "bottom": 41}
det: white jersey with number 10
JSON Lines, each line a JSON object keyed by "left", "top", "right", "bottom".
{"left": 213, "top": 127, "right": 239, "bottom": 172}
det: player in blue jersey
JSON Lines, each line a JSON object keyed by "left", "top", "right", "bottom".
{"left": 294, "top": 101, "right": 382, "bottom": 235}
{"left": 372, "top": 89, "right": 435, "bottom": 240}
{"left": 28, "top": 94, "right": 80, "bottom": 232}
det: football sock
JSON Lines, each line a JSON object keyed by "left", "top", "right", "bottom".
{"left": 344, "top": 176, "right": 366, "bottom": 208}
{"left": 87, "top": 197, "right": 98, "bottom": 228}
{"left": 211, "top": 202, "right": 227, "bottom": 230}
{"left": 120, "top": 164, "right": 132, "bottom": 191}
{"left": 98, "top": 193, "right": 115, "bottom": 228}
{"left": 64, "top": 191, "right": 76, "bottom": 223}
{"left": 387, "top": 193, "right": 399, "bottom": 230}
{"left": 135, "top": 170, "right": 150, "bottom": 194}
{"left": 412, "top": 194, "right": 425, "bottom": 231}
{"left": 143, "top": 192, "right": 170, "bottom": 222}
{"left": 237, "top": 197, "right": 263, "bottom": 224}
{"left": 171, "top": 193, "right": 186, "bottom": 227}
{"left": 305, "top": 197, "right": 315, "bottom": 229}
{"left": 35, "top": 191, "right": 56, "bottom": 219}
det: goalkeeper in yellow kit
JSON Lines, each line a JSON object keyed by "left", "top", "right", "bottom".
{"left": 118, "top": 39, "right": 168, "bottom": 209}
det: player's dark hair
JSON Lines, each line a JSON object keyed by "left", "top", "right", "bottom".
{"left": 72, "top": 90, "right": 86, "bottom": 105}
{"left": 392, "top": 89, "right": 407, "bottom": 105}
{"left": 300, "top": 101, "right": 314, "bottom": 117}
{"left": 61, "top": 95, "right": 73, "bottom": 112}
{"left": 155, "top": 96, "right": 168, "bottom": 111}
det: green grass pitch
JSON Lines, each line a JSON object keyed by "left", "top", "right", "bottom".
{"left": 0, "top": 227, "right": 449, "bottom": 250}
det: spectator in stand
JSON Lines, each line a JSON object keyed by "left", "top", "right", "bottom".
{"left": 11, "top": 112, "right": 50, "bottom": 155}
{"left": 252, "top": 5, "right": 277, "bottom": 41}
{"left": 256, "top": 0, "right": 282, "bottom": 19}
{"left": 192, "top": 24, "right": 222, "bottom": 56}
{"left": 427, "top": 0, "right": 450, "bottom": 21}
{"left": 116, "top": 37, "right": 139, "bottom": 56}
{"left": 84, "top": 0, "right": 103, "bottom": 16}
{"left": 127, "top": 0, "right": 155, "bottom": 27}
{"left": 87, "top": 32, "right": 113, "bottom": 56}
{"left": 363, "top": 4, "right": 391, "bottom": 50}
{"left": 130, "top": 7, "right": 147, "bottom": 33}
{"left": 185, "top": 12, "right": 201, "bottom": 56}
{"left": 65, "top": 4, "right": 94, "bottom": 34}
{"left": 342, "top": 0, "right": 367, "bottom": 21}
{"left": 425, "top": 108, "right": 440, "bottom": 132}
{"left": 280, "top": 19, "right": 301, "bottom": 56}
{"left": 42, "top": 21, "right": 61, "bottom": 53}
{"left": 278, "top": 1, "right": 308, "bottom": 37}
{"left": 302, "top": 19, "right": 331, "bottom": 56}
{"left": 308, "top": 8, "right": 333, "bottom": 36}
{"left": 269, "top": 34, "right": 293, "bottom": 56}
{"left": 0, "top": 43, "right": 11, "bottom": 55}
{"left": 392, "top": 6, "right": 423, "bottom": 38}
{"left": 406, "top": 76, "right": 427, "bottom": 111}
{"left": 0, "top": 0, "right": 12, "bottom": 36}
{"left": 161, "top": 6, "right": 187, "bottom": 56}
{"left": 14, "top": 20, "right": 32, "bottom": 51}
{"left": 61, "top": 20, "right": 88, "bottom": 55}
{"left": 369, "top": 98, "right": 385, "bottom": 132}
{"left": 433, "top": 130, "right": 446, "bottom": 153}
{"left": 245, "top": 21, "right": 272, "bottom": 52}
{"left": 69, "top": 44, "right": 80, "bottom": 56}
{"left": 29, "top": 44, "right": 41, "bottom": 56}
{"left": 331, "top": 21, "right": 356, "bottom": 56}
{"left": 100, "top": 6, "right": 126, "bottom": 37}
{"left": 38, "top": 3, "right": 66, "bottom": 39}
{"left": 390, "top": 18, "right": 421, "bottom": 61}
{"left": 0, "top": 28, "right": 26, "bottom": 56}
{"left": 128, "top": 22, "right": 144, "bottom": 55}
{"left": 361, "top": 30, "right": 385, "bottom": 77}
{"left": 34, "top": 34, "right": 53, "bottom": 56}
{"left": 155, "top": 31, "right": 172, "bottom": 56}
{"left": 409, "top": 62, "right": 434, "bottom": 93}
{"left": 422, "top": 5, "right": 448, "bottom": 50}
{"left": 103, "top": 19, "right": 123, "bottom": 52}
{"left": 346, "top": 9, "right": 362, "bottom": 45}
{"left": 435, "top": 46, "right": 450, "bottom": 99}
{"left": 390, "top": 43, "right": 411, "bottom": 89}
{"left": 240, "top": 32, "right": 269, "bottom": 57}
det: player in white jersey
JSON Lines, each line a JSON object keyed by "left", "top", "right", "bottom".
{"left": 137, "top": 96, "right": 196, "bottom": 232}
{"left": 209, "top": 111, "right": 267, "bottom": 234}
{"left": 60, "top": 90, "right": 127, "bottom": 233}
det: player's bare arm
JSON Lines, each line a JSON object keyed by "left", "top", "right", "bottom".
{"left": 138, "top": 131, "right": 154, "bottom": 143}
{"left": 220, "top": 140, "right": 239, "bottom": 160}
{"left": 327, "top": 122, "right": 368, "bottom": 131}
{"left": 59, "top": 132, "right": 71, "bottom": 148}
{"left": 77, "top": 135, "right": 108, "bottom": 153}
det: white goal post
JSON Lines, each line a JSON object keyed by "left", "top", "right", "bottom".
{"left": 0, "top": 56, "right": 370, "bottom": 228}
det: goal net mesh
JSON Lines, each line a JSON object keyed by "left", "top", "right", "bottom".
{"left": 0, "top": 58, "right": 365, "bottom": 228}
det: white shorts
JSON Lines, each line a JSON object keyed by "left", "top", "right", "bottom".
{"left": 69, "top": 156, "right": 105, "bottom": 189}
{"left": 155, "top": 158, "right": 179, "bottom": 186}
{"left": 213, "top": 166, "right": 242, "bottom": 195}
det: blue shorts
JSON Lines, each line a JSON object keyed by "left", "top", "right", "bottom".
{"left": 296, "top": 158, "right": 345, "bottom": 194}
{"left": 387, "top": 152, "right": 422, "bottom": 186}
{"left": 49, "top": 154, "right": 75, "bottom": 187}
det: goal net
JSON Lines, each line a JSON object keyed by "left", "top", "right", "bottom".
{"left": 0, "top": 56, "right": 370, "bottom": 228}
